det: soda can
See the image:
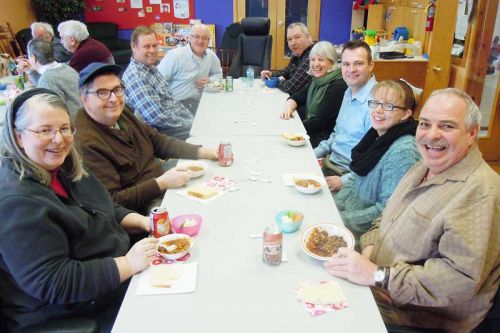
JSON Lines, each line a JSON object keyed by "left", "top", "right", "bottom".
{"left": 263, "top": 225, "right": 282, "bottom": 265}
{"left": 218, "top": 141, "right": 233, "bottom": 167}
{"left": 225, "top": 76, "right": 233, "bottom": 92}
{"left": 149, "top": 206, "right": 171, "bottom": 238}
{"left": 14, "top": 75, "right": 24, "bottom": 90}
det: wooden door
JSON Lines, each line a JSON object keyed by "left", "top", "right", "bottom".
{"left": 421, "top": 0, "right": 459, "bottom": 103}
{"left": 234, "top": 0, "right": 320, "bottom": 70}
{"left": 470, "top": 0, "right": 500, "bottom": 161}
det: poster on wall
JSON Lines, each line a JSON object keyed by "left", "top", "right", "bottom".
{"left": 85, "top": 0, "right": 194, "bottom": 29}
{"left": 173, "top": 0, "right": 190, "bottom": 18}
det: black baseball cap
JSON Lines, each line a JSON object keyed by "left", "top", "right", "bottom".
{"left": 78, "top": 62, "right": 122, "bottom": 88}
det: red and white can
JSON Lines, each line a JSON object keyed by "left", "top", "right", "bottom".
{"left": 263, "top": 225, "right": 282, "bottom": 265}
{"left": 149, "top": 206, "right": 171, "bottom": 238}
{"left": 218, "top": 141, "right": 233, "bottom": 167}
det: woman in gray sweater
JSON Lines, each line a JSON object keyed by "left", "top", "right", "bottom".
{"left": 334, "top": 80, "right": 421, "bottom": 239}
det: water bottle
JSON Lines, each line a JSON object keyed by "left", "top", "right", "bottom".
{"left": 246, "top": 65, "right": 254, "bottom": 87}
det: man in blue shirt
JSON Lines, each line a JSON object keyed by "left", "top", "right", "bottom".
{"left": 158, "top": 24, "right": 222, "bottom": 114}
{"left": 314, "top": 40, "right": 376, "bottom": 192}
{"left": 122, "top": 26, "right": 193, "bottom": 140}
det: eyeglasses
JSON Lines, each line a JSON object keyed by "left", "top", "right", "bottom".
{"left": 190, "top": 35, "right": 210, "bottom": 41}
{"left": 23, "top": 125, "right": 76, "bottom": 140}
{"left": 86, "top": 86, "right": 125, "bottom": 100}
{"left": 368, "top": 100, "right": 406, "bottom": 112}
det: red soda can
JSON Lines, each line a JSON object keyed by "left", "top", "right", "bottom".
{"left": 149, "top": 206, "right": 171, "bottom": 238}
{"left": 218, "top": 141, "right": 233, "bottom": 167}
{"left": 263, "top": 225, "right": 282, "bottom": 265}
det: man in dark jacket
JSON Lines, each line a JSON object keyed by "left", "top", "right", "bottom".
{"left": 260, "top": 22, "right": 313, "bottom": 94}
{"left": 75, "top": 63, "right": 217, "bottom": 214}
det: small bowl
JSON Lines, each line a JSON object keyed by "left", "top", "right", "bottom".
{"left": 264, "top": 77, "right": 279, "bottom": 88}
{"left": 281, "top": 133, "right": 310, "bottom": 147}
{"left": 301, "top": 223, "right": 355, "bottom": 261}
{"left": 0, "top": 83, "right": 7, "bottom": 91}
{"left": 177, "top": 161, "right": 208, "bottom": 178}
{"left": 171, "top": 214, "right": 203, "bottom": 236}
{"left": 293, "top": 176, "right": 322, "bottom": 194}
{"left": 157, "top": 233, "right": 193, "bottom": 260}
{"left": 275, "top": 210, "right": 304, "bottom": 233}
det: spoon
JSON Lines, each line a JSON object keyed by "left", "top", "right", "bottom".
{"left": 159, "top": 243, "right": 177, "bottom": 252}
{"left": 264, "top": 73, "right": 271, "bottom": 80}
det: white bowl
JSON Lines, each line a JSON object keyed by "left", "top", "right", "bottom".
{"left": 282, "top": 133, "right": 309, "bottom": 147}
{"left": 177, "top": 161, "right": 208, "bottom": 178}
{"left": 205, "top": 83, "right": 224, "bottom": 93}
{"left": 300, "top": 223, "right": 355, "bottom": 261}
{"left": 293, "top": 175, "right": 323, "bottom": 194}
{"left": 157, "top": 233, "right": 193, "bottom": 260}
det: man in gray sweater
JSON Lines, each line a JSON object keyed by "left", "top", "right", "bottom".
{"left": 26, "top": 39, "right": 82, "bottom": 117}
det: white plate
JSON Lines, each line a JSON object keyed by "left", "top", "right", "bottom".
{"left": 205, "top": 84, "right": 224, "bottom": 93}
{"left": 293, "top": 175, "right": 323, "bottom": 194}
{"left": 282, "top": 133, "right": 310, "bottom": 147}
{"left": 300, "top": 223, "right": 355, "bottom": 261}
{"left": 177, "top": 161, "right": 208, "bottom": 178}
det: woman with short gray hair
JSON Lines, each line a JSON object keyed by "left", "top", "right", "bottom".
{"left": 280, "top": 41, "right": 347, "bottom": 146}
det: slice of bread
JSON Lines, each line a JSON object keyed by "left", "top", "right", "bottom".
{"left": 150, "top": 264, "right": 181, "bottom": 288}
{"left": 187, "top": 185, "right": 217, "bottom": 199}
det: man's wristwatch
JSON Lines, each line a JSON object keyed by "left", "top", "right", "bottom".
{"left": 373, "top": 266, "right": 390, "bottom": 289}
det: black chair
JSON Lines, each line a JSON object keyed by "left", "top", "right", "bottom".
{"left": 86, "top": 22, "right": 132, "bottom": 69}
{"left": 228, "top": 17, "right": 272, "bottom": 78}
{"left": 220, "top": 22, "right": 242, "bottom": 52}
{"left": 15, "top": 28, "right": 31, "bottom": 55}
{"left": 217, "top": 22, "right": 242, "bottom": 77}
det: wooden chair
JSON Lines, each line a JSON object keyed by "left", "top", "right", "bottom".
{"left": 0, "top": 22, "right": 23, "bottom": 58}
{"left": 217, "top": 48, "right": 237, "bottom": 77}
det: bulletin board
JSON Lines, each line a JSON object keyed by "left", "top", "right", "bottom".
{"left": 84, "top": 0, "right": 195, "bottom": 29}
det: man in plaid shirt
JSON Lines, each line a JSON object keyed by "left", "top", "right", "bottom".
{"left": 260, "top": 22, "right": 313, "bottom": 95}
{"left": 123, "top": 26, "right": 193, "bottom": 140}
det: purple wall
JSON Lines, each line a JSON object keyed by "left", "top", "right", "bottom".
{"left": 194, "top": 0, "right": 233, "bottom": 49}
{"left": 117, "top": 0, "right": 353, "bottom": 50}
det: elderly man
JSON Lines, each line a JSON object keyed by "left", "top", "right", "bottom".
{"left": 157, "top": 24, "right": 222, "bottom": 114}
{"left": 260, "top": 22, "right": 313, "bottom": 94}
{"left": 324, "top": 88, "right": 500, "bottom": 333}
{"left": 314, "top": 40, "right": 376, "bottom": 192}
{"left": 31, "top": 22, "right": 71, "bottom": 63}
{"left": 26, "top": 39, "right": 81, "bottom": 117}
{"left": 75, "top": 63, "right": 217, "bottom": 214}
{"left": 58, "top": 20, "right": 114, "bottom": 72}
{"left": 122, "top": 26, "right": 193, "bottom": 140}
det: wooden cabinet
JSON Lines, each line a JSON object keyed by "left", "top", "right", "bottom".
{"left": 373, "top": 58, "right": 428, "bottom": 89}
{"left": 366, "top": 0, "right": 427, "bottom": 41}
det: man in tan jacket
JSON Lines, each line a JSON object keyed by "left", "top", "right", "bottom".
{"left": 324, "top": 88, "right": 499, "bottom": 332}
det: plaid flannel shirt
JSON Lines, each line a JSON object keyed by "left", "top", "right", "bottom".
{"left": 273, "top": 44, "right": 313, "bottom": 95}
{"left": 122, "top": 58, "right": 193, "bottom": 129}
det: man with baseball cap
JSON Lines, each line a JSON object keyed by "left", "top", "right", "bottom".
{"left": 74, "top": 62, "right": 217, "bottom": 214}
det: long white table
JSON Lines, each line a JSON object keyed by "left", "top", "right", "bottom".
{"left": 112, "top": 80, "right": 387, "bottom": 333}
{"left": 190, "top": 79, "right": 306, "bottom": 137}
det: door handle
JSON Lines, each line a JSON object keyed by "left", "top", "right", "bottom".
{"left": 278, "top": 20, "right": 284, "bottom": 26}
{"left": 432, "top": 65, "right": 443, "bottom": 72}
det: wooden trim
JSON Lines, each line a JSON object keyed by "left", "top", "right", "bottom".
{"left": 234, "top": 0, "right": 245, "bottom": 21}
{"left": 466, "top": 0, "right": 497, "bottom": 105}
{"left": 307, "top": 0, "right": 321, "bottom": 41}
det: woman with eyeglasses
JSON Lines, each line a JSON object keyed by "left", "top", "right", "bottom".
{"left": 334, "top": 80, "right": 421, "bottom": 240}
{"left": 0, "top": 88, "right": 158, "bottom": 331}
{"left": 280, "top": 41, "right": 347, "bottom": 147}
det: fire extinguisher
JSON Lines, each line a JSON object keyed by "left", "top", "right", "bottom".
{"left": 426, "top": 1, "right": 436, "bottom": 32}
